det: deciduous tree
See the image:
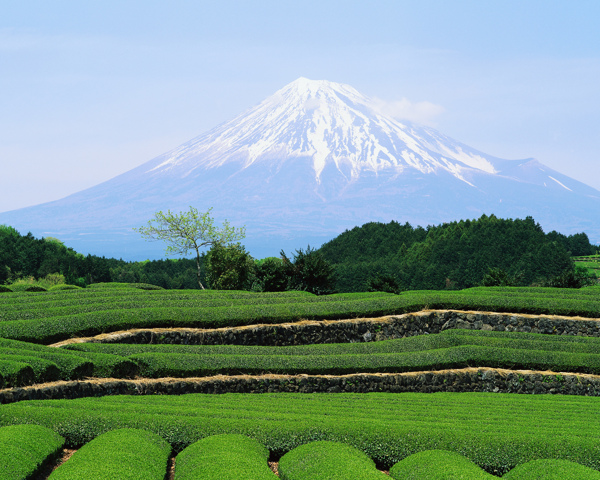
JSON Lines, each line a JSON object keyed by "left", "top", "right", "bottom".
{"left": 134, "top": 207, "right": 245, "bottom": 289}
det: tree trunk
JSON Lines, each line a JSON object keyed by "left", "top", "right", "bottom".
{"left": 195, "top": 250, "right": 205, "bottom": 290}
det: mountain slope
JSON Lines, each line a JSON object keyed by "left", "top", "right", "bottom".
{"left": 1, "top": 78, "right": 598, "bottom": 259}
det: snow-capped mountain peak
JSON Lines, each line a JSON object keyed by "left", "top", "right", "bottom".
{"left": 147, "top": 77, "right": 499, "bottom": 184}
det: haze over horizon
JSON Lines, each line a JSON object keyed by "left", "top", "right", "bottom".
{"left": 1, "top": 1, "right": 599, "bottom": 217}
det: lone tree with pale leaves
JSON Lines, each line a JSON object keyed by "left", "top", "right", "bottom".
{"left": 134, "top": 207, "right": 245, "bottom": 289}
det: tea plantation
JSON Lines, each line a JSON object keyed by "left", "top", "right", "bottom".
{"left": 1, "top": 284, "right": 600, "bottom": 478}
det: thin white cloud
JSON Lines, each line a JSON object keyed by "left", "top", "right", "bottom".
{"left": 371, "top": 97, "right": 445, "bottom": 126}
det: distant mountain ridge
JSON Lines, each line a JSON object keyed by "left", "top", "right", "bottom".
{"left": 1, "top": 77, "right": 599, "bottom": 259}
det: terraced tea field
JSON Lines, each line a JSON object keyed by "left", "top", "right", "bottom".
{"left": 1, "top": 284, "right": 600, "bottom": 478}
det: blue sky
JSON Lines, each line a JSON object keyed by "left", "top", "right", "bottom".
{"left": 1, "top": 1, "right": 599, "bottom": 212}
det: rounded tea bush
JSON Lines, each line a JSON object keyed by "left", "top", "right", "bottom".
{"left": 0, "top": 285, "right": 13, "bottom": 293}
{"left": 24, "top": 286, "right": 47, "bottom": 292}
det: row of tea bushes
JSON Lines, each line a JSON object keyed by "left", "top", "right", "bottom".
{"left": 0, "top": 337, "right": 136, "bottom": 388}
{"left": 49, "top": 428, "right": 171, "bottom": 480}
{"left": 2, "top": 392, "right": 600, "bottom": 473}
{"left": 123, "top": 345, "right": 600, "bottom": 377}
{"left": 63, "top": 329, "right": 600, "bottom": 378}
{"left": 1, "top": 287, "right": 600, "bottom": 344}
{"left": 0, "top": 424, "right": 64, "bottom": 480}
{"left": 0, "top": 290, "right": 384, "bottom": 321}
{"left": 6, "top": 326, "right": 600, "bottom": 388}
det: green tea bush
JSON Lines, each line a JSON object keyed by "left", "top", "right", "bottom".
{"left": 278, "top": 441, "right": 386, "bottom": 480}
{"left": 0, "top": 359, "right": 35, "bottom": 387}
{"left": 24, "top": 285, "right": 47, "bottom": 292}
{"left": 503, "top": 459, "right": 600, "bottom": 479}
{"left": 0, "top": 346, "right": 92, "bottom": 380}
{"left": 49, "top": 428, "right": 171, "bottom": 480}
{"left": 389, "top": 450, "right": 494, "bottom": 479}
{"left": 48, "top": 285, "right": 83, "bottom": 291}
{"left": 4, "top": 392, "right": 600, "bottom": 473}
{"left": 174, "top": 434, "right": 277, "bottom": 480}
{"left": 67, "top": 329, "right": 600, "bottom": 378}
{"left": 0, "top": 353, "right": 60, "bottom": 383}
{"left": 0, "top": 285, "right": 12, "bottom": 293}
{"left": 1, "top": 286, "right": 600, "bottom": 345}
{"left": 0, "top": 424, "right": 65, "bottom": 480}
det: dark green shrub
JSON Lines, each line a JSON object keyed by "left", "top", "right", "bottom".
{"left": 0, "top": 285, "right": 12, "bottom": 293}
{"left": 48, "top": 284, "right": 83, "bottom": 291}
{"left": 206, "top": 243, "right": 254, "bottom": 290}
{"left": 281, "top": 246, "right": 336, "bottom": 295}
{"left": 25, "top": 285, "right": 47, "bottom": 292}
{"left": 130, "top": 283, "right": 164, "bottom": 290}
{"left": 366, "top": 273, "right": 402, "bottom": 294}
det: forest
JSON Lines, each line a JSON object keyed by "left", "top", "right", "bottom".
{"left": 1, "top": 214, "right": 597, "bottom": 293}
{"left": 318, "top": 214, "right": 598, "bottom": 292}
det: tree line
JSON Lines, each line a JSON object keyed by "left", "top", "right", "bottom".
{"left": 2, "top": 213, "right": 597, "bottom": 294}
{"left": 318, "top": 214, "right": 598, "bottom": 292}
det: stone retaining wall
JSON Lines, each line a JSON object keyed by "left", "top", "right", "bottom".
{"left": 66, "top": 310, "right": 600, "bottom": 347}
{"left": 2, "top": 368, "right": 600, "bottom": 404}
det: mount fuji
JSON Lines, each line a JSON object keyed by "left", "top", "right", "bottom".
{"left": 2, "top": 77, "right": 599, "bottom": 259}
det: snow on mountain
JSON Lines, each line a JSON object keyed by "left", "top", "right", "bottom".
{"left": 144, "top": 78, "right": 499, "bottom": 185}
{"left": 1, "top": 77, "right": 598, "bottom": 259}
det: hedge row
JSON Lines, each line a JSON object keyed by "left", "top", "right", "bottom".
{"left": 0, "top": 289, "right": 600, "bottom": 343}
{"left": 2, "top": 288, "right": 600, "bottom": 344}
{"left": 0, "top": 359, "right": 34, "bottom": 388}
{"left": 64, "top": 329, "right": 600, "bottom": 378}
{"left": 0, "top": 291, "right": 390, "bottom": 324}
{"left": 48, "top": 428, "right": 171, "bottom": 480}
{"left": 122, "top": 346, "right": 600, "bottom": 377}
{"left": 0, "top": 337, "right": 136, "bottom": 387}
{"left": 6, "top": 327, "right": 600, "bottom": 388}
{"left": 174, "top": 434, "right": 276, "bottom": 480}
{"left": 64, "top": 328, "right": 600, "bottom": 357}
{"left": 0, "top": 424, "right": 65, "bottom": 480}
{"left": 2, "top": 392, "right": 600, "bottom": 474}
{"left": 278, "top": 440, "right": 385, "bottom": 480}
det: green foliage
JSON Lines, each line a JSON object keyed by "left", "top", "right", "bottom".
{"left": 24, "top": 285, "right": 48, "bottom": 292}
{"left": 174, "top": 434, "right": 277, "bottom": 480}
{"left": 546, "top": 230, "right": 596, "bottom": 256}
{"left": 65, "top": 328, "right": 600, "bottom": 377}
{"left": 2, "top": 287, "right": 600, "bottom": 343}
{"left": 49, "top": 428, "right": 171, "bottom": 480}
{"left": 6, "top": 392, "right": 600, "bottom": 473}
{"left": 0, "top": 424, "right": 65, "bottom": 480}
{"left": 0, "top": 360, "right": 35, "bottom": 388}
{"left": 279, "top": 441, "right": 386, "bottom": 480}
{"left": 503, "top": 458, "right": 600, "bottom": 479}
{"left": 0, "top": 285, "right": 12, "bottom": 293}
{"left": 252, "top": 257, "right": 288, "bottom": 292}
{"left": 366, "top": 272, "right": 402, "bottom": 294}
{"left": 134, "top": 206, "right": 245, "bottom": 289}
{"left": 206, "top": 242, "right": 254, "bottom": 290}
{"left": 281, "top": 246, "right": 336, "bottom": 295}
{"left": 48, "top": 284, "right": 83, "bottom": 291}
{"left": 543, "top": 266, "right": 597, "bottom": 288}
{"left": 389, "top": 450, "right": 494, "bottom": 479}
{"left": 481, "top": 267, "right": 522, "bottom": 287}
{"left": 319, "top": 215, "right": 591, "bottom": 292}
